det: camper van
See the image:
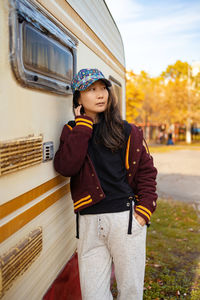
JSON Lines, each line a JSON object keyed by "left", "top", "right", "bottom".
{"left": 0, "top": 0, "right": 126, "bottom": 299}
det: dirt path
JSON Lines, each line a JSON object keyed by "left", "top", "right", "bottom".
{"left": 152, "top": 149, "right": 200, "bottom": 212}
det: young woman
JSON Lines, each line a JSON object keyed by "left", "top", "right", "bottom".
{"left": 54, "top": 68, "right": 157, "bottom": 300}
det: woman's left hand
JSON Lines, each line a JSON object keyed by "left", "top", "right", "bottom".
{"left": 134, "top": 212, "right": 146, "bottom": 226}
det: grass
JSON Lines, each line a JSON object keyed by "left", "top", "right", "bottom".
{"left": 111, "top": 198, "right": 200, "bottom": 299}
{"left": 144, "top": 198, "right": 200, "bottom": 300}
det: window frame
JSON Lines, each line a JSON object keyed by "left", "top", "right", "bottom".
{"left": 9, "top": 0, "right": 78, "bottom": 95}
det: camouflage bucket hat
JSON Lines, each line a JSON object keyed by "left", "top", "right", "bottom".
{"left": 71, "top": 68, "right": 112, "bottom": 94}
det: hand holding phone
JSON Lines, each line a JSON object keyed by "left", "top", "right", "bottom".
{"left": 74, "top": 104, "right": 84, "bottom": 116}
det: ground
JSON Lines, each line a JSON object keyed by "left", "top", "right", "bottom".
{"left": 152, "top": 149, "right": 200, "bottom": 211}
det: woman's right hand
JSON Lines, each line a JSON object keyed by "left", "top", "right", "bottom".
{"left": 74, "top": 104, "right": 83, "bottom": 117}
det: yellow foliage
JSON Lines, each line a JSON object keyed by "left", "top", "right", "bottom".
{"left": 126, "top": 60, "right": 200, "bottom": 128}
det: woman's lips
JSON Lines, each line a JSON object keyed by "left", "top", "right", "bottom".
{"left": 96, "top": 102, "right": 105, "bottom": 106}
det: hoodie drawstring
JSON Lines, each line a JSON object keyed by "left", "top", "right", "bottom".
{"left": 76, "top": 212, "right": 79, "bottom": 239}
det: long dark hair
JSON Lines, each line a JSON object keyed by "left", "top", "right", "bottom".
{"left": 73, "top": 86, "right": 125, "bottom": 152}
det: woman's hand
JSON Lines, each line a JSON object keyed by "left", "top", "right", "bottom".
{"left": 134, "top": 212, "right": 146, "bottom": 226}
{"left": 74, "top": 104, "right": 83, "bottom": 117}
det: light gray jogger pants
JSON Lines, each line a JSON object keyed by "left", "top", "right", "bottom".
{"left": 77, "top": 210, "right": 147, "bottom": 300}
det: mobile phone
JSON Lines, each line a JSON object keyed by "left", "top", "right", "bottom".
{"left": 80, "top": 105, "right": 85, "bottom": 115}
{"left": 74, "top": 104, "right": 85, "bottom": 115}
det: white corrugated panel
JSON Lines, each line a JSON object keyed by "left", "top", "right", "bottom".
{"left": 66, "top": 0, "right": 125, "bottom": 66}
{"left": 1, "top": 194, "right": 77, "bottom": 300}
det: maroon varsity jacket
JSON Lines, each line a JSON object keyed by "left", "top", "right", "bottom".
{"left": 54, "top": 115, "right": 158, "bottom": 224}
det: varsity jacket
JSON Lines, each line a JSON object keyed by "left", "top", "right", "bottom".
{"left": 54, "top": 115, "right": 158, "bottom": 224}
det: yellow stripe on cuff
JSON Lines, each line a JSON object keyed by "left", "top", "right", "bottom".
{"left": 137, "top": 205, "right": 152, "bottom": 216}
{"left": 76, "top": 118, "right": 93, "bottom": 125}
{"left": 74, "top": 198, "right": 92, "bottom": 210}
{"left": 136, "top": 208, "right": 151, "bottom": 220}
{"left": 74, "top": 195, "right": 91, "bottom": 206}
{"left": 76, "top": 122, "right": 93, "bottom": 129}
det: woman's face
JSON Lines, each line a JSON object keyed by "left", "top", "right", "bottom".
{"left": 78, "top": 80, "right": 109, "bottom": 120}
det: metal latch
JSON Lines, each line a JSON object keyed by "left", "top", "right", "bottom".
{"left": 43, "top": 142, "right": 54, "bottom": 161}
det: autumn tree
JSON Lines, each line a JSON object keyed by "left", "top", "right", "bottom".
{"left": 162, "top": 60, "right": 200, "bottom": 143}
{"left": 126, "top": 70, "right": 143, "bottom": 123}
{"left": 126, "top": 70, "right": 163, "bottom": 139}
{"left": 126, "top": 60, "right": 200, "bottom": 143}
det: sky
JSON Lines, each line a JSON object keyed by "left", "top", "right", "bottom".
{"left": 105, "top": 0, "right": 200, "bottom": 76}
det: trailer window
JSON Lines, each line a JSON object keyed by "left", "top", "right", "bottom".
{"left": 10, "top": 0, "right": 78, "bottom": 95}
{"left": 23, "top": 25, "right": 73, "bottom": 82}
{"left": 109, "top": 76, "right": 122, "bottom": 112}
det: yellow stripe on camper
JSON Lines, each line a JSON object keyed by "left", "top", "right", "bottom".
{"left": 137, "top": 205, "right": 152, "bottom": 217}
{"left": 76, "top": 118, "right": 93, "bottom": 125}
{"left": 125, "top": 135, "right": 131, "bottom": 170}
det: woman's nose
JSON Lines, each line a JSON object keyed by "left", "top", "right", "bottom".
{"left": 97, "top": 90, "right": 104, "bottom": 98}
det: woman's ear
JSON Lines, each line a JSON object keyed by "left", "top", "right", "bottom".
{"left": 77, "top": 97, "right": 82, "bottom": 105}
{"left": 77, "top": 92, "right": 82, "bottom": 105}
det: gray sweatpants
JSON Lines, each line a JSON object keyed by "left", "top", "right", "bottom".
{"left": 77, "top": 210, "right": 147, "bottom": 300}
